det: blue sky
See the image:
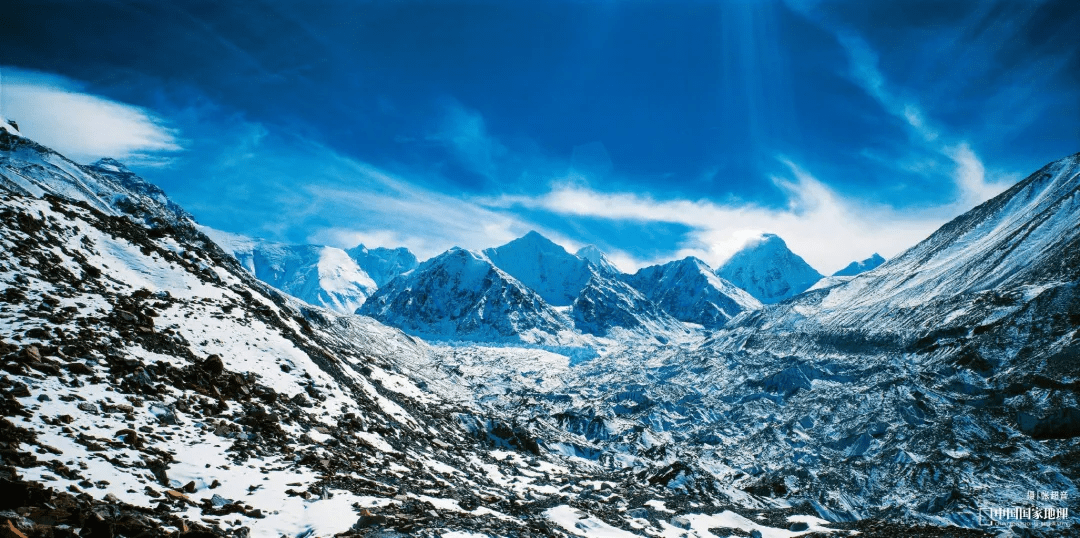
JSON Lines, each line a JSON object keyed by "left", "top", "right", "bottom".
{"left": 2, "top": 0, "right": 1077, "bottom": 273}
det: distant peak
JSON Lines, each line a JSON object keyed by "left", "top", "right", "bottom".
{"left": 576, "top": 245, "right": 621, "bottom": 275}
{"left": 89, "top": 157, "right": 131, "bottom": 173}
{"left": 487, "top": 230, "right": 569, "bottom": 256}
{"left": 519, "top": 230, "right": 558, "bottom": 245}
{"left": 575, "top": 244, "right": 607, "bottom": 262}
{"left": 749, "top": 233, "right": 785, "bottom": 247}
{"left": 832, "top": 252, "right": 887, "bottom": 277}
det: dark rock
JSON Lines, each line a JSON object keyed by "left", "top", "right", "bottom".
{"left": 204, "top": 354, "right": 224, "bottom": 377}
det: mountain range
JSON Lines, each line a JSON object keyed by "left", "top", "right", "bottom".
{"left": 205, "top": 221, "right": 856, "bottom": 343}
{"left": 4, "top": 119, "right": 1077, "bottom": 536}
{"left": 202, "top": 227, "right": 417, "bottom": 315}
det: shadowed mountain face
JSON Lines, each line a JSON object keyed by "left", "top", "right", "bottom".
{"left": 716, "top": 234, "right": 823, "bottom": 304}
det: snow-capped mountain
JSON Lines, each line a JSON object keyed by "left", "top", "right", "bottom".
{"left": 346, "top": 244, "right": 418, "bottom": 287}
{"left": 832, "top": 252, "right": 885, "bottom": 277}
{"left": 6, "top": 123, "right": 1079, "bottom": 536}
{"left": 358, "top": 247, "right": 581, "bottom": 345}
{"left": 753, "top": 152, "right": 1080, "bottom": 333}
{"left": 374, "top": 233, "right": 696, "bottom": 342}
{"left": 482, "top": 231, "right": 595, "bottom": 306}
{"left": 715, "top": 233, "right": 823, "bottom": 304}
{"left": 627, "top": 257, "right": 762, "bottom": 328}
{"left": 200, "top": 227, "right": 377, "bottom": 314}
{"left": 805, "top": 254, "right": 883, "bottom": 292}
{"left": 575, "top": 244, "right": 621, "bottom": 276}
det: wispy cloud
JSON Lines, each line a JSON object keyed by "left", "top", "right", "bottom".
{"left": 427, "top": 100, "right": 509, "bottom": 182}
{"left": 835, "top": 35, "right": 1012, "bottom": 207}
{"left": 298, "top": 159, "right": 527, "bottom": 260}
{"left": 0, "top": 67, "right": 180, "bottom": 164}
{"left": 484, "top": 157, "right": 965, "bottom": 273}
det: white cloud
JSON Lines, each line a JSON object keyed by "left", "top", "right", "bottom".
{"left": 0, "top": 67, "right": 180, "bottom": 164}
{"left": 485, "top": 158, "right": 973, "bottom": 274}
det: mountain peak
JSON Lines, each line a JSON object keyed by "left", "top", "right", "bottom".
{"left": 575, "top": 245, "right": 620, "bottom": 275}
{"left": 359, "top": 245, "right": 575, "bottom": 344}
{"left": 672, "top": 255, "right": 710, "bottom": 270}
{"left": 717, "top": 233, "right": 822, "bottom": 304}
{"left": 88, "top": 157, "right": 131, "bottom": 173}
{"left": 832, "top": 253, "right": 886, "bottom": 277}
{"left": 346, "top": 243, "right": 419, "bottom": 287}
{"left": 1, "top": 118, "right": 20, "bottom": 135}
{"left": 483, "top": 232, "right": 591, "bottom": 306}
{"left": 501, "top": 230, "right": 566, "bottom": 253}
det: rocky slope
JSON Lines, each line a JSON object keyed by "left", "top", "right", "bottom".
{"left": 390, "top": 153, "right": 1080, "bottom": 535}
